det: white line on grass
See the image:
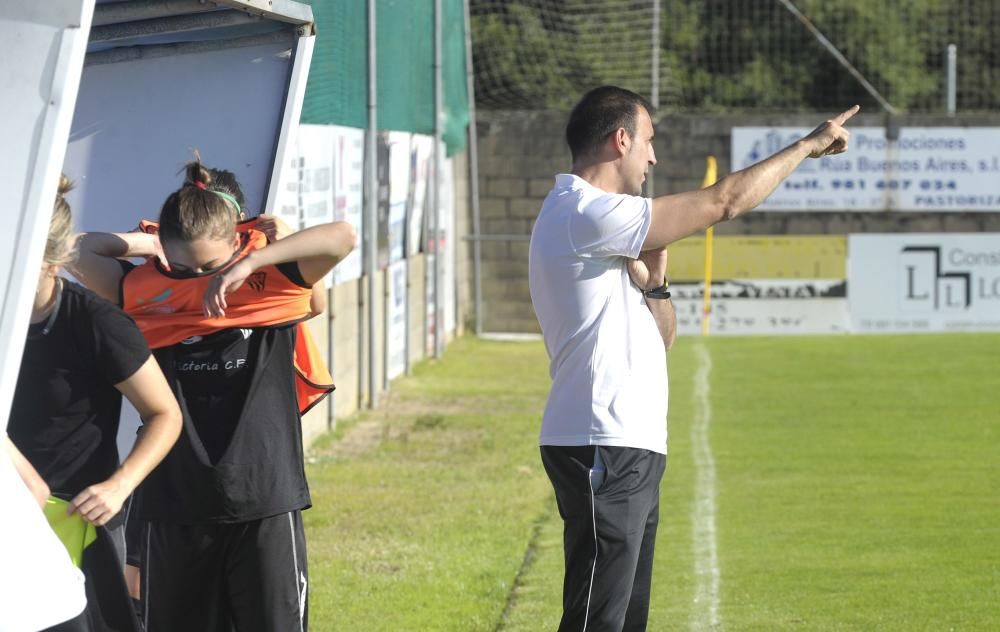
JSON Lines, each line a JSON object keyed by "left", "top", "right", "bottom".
{"left": 691, "top": 341, "right": 721, "bottom": 630}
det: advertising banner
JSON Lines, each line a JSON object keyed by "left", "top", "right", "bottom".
{"left": 732, "top": 127, "right": 1000, "bottom": 212}
{"left": 408, "top": 135, "right": 434, "bottom": 257}
{"left": 331, "top": 126, "right": 364, "bottom": 284}
{"left": 674, "top": 280, "right": 849, "bottom": 336}
{"left": 849, "top": 233, "right": 1000, "bottom": 333}
{"left": 274, "top": 124, "right": 365, "bottom": 284}
{"left": 440, "top": 153, "right": 456, "bottom": 334}
{"left": 387, "top": 131, "right": 411, "bottom": 264}
{"left": 669, "top": 235, "right": 847, "bottom": 281}
{"left": 271, "top": 151, "right": 301, "bottom": 229}
{"left": 425, "top": 253, "right": 436, "bottom": 356}
{"left": 386, "top": 260, "right": 408, "bottom": 380}
{"left": 295, "top": 125, "right": 335, "bottom": 284}
{"left": 297, "top": 124, "right": 335, "bottom": 228}
{"left": 425, "top": 151, "right": 458, "bottom": 348}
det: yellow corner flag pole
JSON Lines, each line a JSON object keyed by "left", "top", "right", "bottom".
{"left": 701, "top": 156, "right": 718, "bottom": 336}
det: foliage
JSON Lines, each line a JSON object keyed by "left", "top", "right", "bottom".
{"left": 471, "top": 0, "right": 999, "bottom": 112}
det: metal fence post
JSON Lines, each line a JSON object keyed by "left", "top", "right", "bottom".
{"left": 433, "top": 0, "right": 444, "bottom": 358}
{"left": 946, "top": 43, "right": 957, "bottom": 115}
{"left": 366, "top": 0, "right": 379, "bottom": 408}
{"left": 463, "top": 0, "right": 484, "bottom": 337}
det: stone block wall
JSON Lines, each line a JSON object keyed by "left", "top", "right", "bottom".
{"left": 470, "top": 110, "right": 1000, "bottom": 334}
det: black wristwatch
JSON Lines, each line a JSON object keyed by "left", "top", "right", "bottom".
{"left": 642, "top": 282, "right": 671, "bottom": 300}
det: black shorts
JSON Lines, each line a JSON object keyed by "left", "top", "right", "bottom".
{"left": 141, "top": 511, "right": 308, "bottom": 632}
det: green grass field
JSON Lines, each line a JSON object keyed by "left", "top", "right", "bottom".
{"left": 305, "top": 334, "right": 998, "bottom": 631}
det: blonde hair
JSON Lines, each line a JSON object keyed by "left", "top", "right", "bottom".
{"left": 45, "top": 174, "right": 76, "bottom": 266}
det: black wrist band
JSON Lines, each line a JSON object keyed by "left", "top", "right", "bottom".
{"left": 642, "top": 283, "right": 671, "bottom": 299}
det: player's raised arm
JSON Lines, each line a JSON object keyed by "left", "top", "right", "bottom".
{"left": 643, "top": 105, "right": 860, "bottom": 249}
{"left": 71, "top": 231, "right": 166, "bottom": 304}
{"left": 203, "top": 221, "right": 356, "bottom": 318}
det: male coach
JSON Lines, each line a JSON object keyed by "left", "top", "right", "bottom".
{"left": 528, "top": 85, "right": 858, "bottom": 631}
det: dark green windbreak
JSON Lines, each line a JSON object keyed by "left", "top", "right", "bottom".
{"left": 301, "top": 0, "right": 469, "bottom": 156}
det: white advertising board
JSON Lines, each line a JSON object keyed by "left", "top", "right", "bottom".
{"left": 425, "top": 252, "right": 437, "bottom": 356}
{"left": 440, "top": 153, "right": 456, "bottom": 334}
{"left": 294, "top": 124, "right": 335, "bottom": 284}
{"left": 272, "top": 150, "right": 301, "bottom": 228}
{"left": 386, "top": 260, "right": 407, "bottom": 380}
{"left": 408, "top": 135, "right": 433, "bottom": 256}
{"left": 732, "top": 127, "right": 1000, "bottom": 211}
{"left": 270, "top": 124, "right": 365, "bottom": 284}
{"left": 673, "top": 280, "right": 849, "bottom": 336}
{"left": 849, "top": 234, "right": 1000, "bottom": 333}
{"left": 425, "top": 151, "right": 458, "bottom": 350}
{"left": 387, "top": 131, "right": 410, "bottom": 264}
{"left": 331, "top": 126, "right": 365, "bottom": 283}
{"left": 297, "top": 124, "right": 336, "bottom": 229}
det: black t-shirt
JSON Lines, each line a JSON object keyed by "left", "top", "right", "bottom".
{"left": 170, "top": 327, "right": 260, "bottom": 463}
{"left": 8, "top": 281, "right": 151, "bottom": 497}
{"left": 131, "top": 262, "right": 312, "bottom": 523}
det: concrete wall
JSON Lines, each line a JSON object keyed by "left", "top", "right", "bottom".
{"left": 299, "top": 148, "right": 472, "bottom": 444}
{"left": 471, "top": 110, "right": 1000, "bottom": 333}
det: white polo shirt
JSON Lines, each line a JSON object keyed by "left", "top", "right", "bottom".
{"left": 529, "top": 174, "right": 668, "bottom": 454}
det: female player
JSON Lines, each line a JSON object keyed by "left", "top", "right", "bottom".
{"left": 73, "top": 160, "right": 356, "bottom": 631}
{"left": 8, "top": 175, "right": 183, "bottom": 630}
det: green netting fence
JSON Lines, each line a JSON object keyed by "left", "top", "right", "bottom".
{"left": 301, "top": 0, "right": 470, "bottom": 156}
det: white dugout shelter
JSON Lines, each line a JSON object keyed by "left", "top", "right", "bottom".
{"left": 1, "top": 0, "right": 316, "bottom": 434}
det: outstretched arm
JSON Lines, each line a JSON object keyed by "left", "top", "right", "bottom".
{"left": 642, "top": 105, "right": 860, "bottom": 249}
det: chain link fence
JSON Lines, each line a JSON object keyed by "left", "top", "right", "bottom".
{"left": 471, "top": 0, "right": 999, "bottom": 114}
{"left": 466, "top": 0, "right": 1000, "bottom": 335}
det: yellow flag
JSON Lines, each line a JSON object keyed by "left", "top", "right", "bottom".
{"left": 701, "top": 157, "right": 718, "bottom": 336}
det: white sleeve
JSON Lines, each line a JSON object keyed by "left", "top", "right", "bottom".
{"left": 568, "top": 193, "right": 651, "bottom": 259}
{"left": 0, "top": 439, "right": 87, "bottom": 630}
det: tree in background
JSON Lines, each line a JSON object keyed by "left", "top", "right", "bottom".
{"left": 471, "top": 0, "right": 999, "bottom": 113}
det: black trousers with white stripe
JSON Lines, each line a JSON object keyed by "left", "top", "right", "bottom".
{"left": 141, "top": 511, "right": 308, "bottom": 632}
{"left": 541, "top": 446, "right": 666, "bottom": 632}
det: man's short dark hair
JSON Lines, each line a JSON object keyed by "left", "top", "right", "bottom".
{"left": 565, "top": 86, "right": 654, "bottom": 162}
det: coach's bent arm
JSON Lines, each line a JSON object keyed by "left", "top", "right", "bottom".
{"left": 642, "top": 105, "right": 859, "bottom": 250}
{"left": 646, "top": 297, "right": 676, "bottom": 351}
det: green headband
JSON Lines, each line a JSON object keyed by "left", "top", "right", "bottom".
{"left": 209, "top": 189, "right": 242, "bottom": 216}
{"left": 191, "top": 180, "right": 242, "bottom": 215}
